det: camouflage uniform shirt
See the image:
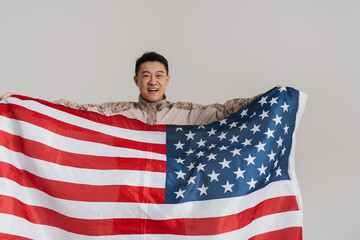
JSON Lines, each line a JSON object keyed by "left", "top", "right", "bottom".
{"left": 54, "top": 94, "right": 260, "bottom": 125}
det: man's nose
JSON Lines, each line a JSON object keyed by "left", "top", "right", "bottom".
{"left": 148, "top": 76, "right": 156, "bottom": 84}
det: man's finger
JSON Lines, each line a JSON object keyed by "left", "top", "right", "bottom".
{"left": 0, "top": 92, "right": 14, "bottom": 100}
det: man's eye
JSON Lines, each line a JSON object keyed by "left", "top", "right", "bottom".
{"left": 156, "top": 75, "right": 163, "bottom": 78}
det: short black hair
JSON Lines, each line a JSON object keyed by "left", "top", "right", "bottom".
{"left": 135, "top": 52, "right": 169, "bottom": 76}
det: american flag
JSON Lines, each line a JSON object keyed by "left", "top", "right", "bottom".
{"left": 0, "top": 87, "right": 306, "bottom": 239}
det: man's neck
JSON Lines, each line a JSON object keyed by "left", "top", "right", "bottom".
{"left": 139, "top": 94, "right": 167, "bottom": 103}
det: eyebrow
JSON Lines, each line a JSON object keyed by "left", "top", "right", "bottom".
{"left": 141, "top": 70, "right": 165, "bottom": 74}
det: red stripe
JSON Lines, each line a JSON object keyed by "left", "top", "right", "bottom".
{"left": 0, "top": 162, "right": 165, "bottom": 203}
{"left": 0, "top": 104, "right": 166, "bottom": 155}
{"left": 249, "top": 227, "right": 302, "bottom": 240}
{"left": 0, "top": 233, "right": 32, "bottom": 240}
{"left": 0, "top": 131, "right": 166, "bottom": 172}
{"left": 11, "top": 95, "right": 166, "bottom": 132}
{"left": 161, "top": 196, "right": 300, "bottom": 236}
{"left": 0, "top": 195, "right": 299, "bottom": 236}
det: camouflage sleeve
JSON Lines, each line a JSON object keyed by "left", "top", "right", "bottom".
{"left": 214, "top": 93, "right": 263, "bottom": 121}
{"left": 53, "top": 99, "right": 118, "bottom": 116}
{"left": 181, "top": 93, "right": 263, "bottom": 125}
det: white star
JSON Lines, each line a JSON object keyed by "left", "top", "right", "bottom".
{"left": 175, "top": 157, "right": 185, "bottom": 164}
{"left": 206, "top": 153, "right": 217, "bottom": 161}
{"left": 219, "top": 158, "right": 231, "bottom": 169}
{"left": 219, "top": 119, "right": 227, "bottom": 126}
{"left": 265, "top": 173, "right": 271, "bottom": 183}
{"left": 208, "top": 170, "right": 220, "bottom": 182}
{"left": 207, "top": 128, "right": 217, "bottom": 136}
{"left": 207, "top": 144, "right": 216, "bottom": 150}
{"left": 218, "top": 145, "right": 228, "bottom": 151}
{"left": 174, "top": 188, "right": 186, "bottom": 199}
{"left": 175, "top": 170, "right": 186, "bottom": 179}
{"left": 186, "top": 162, "right": 195, "bottom": 170}
{"left": 185, "top": 130, "right": 196, "bottom": 140}
{"left": 283, "top": 124, "right": 289, "bottom": 134}
{"left": 239, "top": 122, "right": 247, "bottom": 131}
{"left": 257, "top": 164, "right": 267, "bottom": 176}
{"left": 240, "top": 109, "right": 248, "bottom": 118}
{"left": 187, "top": 176, "right": 197, "bottom": 185}
{"left": 259, "top": 110, "right": 269, "bottom": 120}
{"left": 264, "top": 128, "right": 275, "bottom": 139}
{"left": 186, "top": 149, "right": 194, "bottom": 155}
{"left": 222, "top": 181, "right": 234, "bottom": 193}
{"left": 272, "top": 114, "right": 283, "bottom": 126}
{"left": 269, "top": 97, "right": 278, "bottom": 106}
{"left": 276, "top": 136, "right": 283, "bottom": 148}
{"left": 274, "top": 159, "right": 279, "bottom": 168}
{"left": 250, "top": 124, "right": 261, "bottom": 134}
{"left": 196, "top": 162, "right": 206, "bottom": 172}
{"left": 174, "top": 141, "right": 184, "bottom": 149}
{"left": 279, "top": 86, "right": 287, "bottom": 92}
{"left": 247, "top": 178, "right": 257, "bottom": 190}
{"left": 258, "top": 96, "right": 268, "bottom": 106}
{"left": 255, "top": 141, "right": 266, "bottom": 152}
{"left": 281, "top": 146, "right": 286, "bottom": 156}
{"left": 233, "top": 167, "right": 245, "bottom": 179}
{"left": 244, "top": 154, "right": 256, "bottom": 166}
{"left": 267, "top": 150, "right": 276, "bottom": 161}
{"left": 196, "top": 151, "right": 204, "bottom": 158}
{"left": 218, "top": 132, "right": 227, "bottom": 141}
{"left": 175, "top": 128, "right": 183, "bottom": 132}
{"left": 276, "top": 167, "right": 282, "bottom": 177}
{"left": 229, "top": 135, "right": 239, "bottom": 144}
{"left": 230, "top": 148, "right": 241, "bottom": 156}
{"left": 197, "top": 184, "right": 209, "bottom": 196}
{"left": 196, "top": 139, "right": 207, "bottom": 148}
{"left": 229, "top": 121, "right": 238, "bottom": 128}
{"left": 198, "top": 125, "right": 205, "bottom": 129}
{"left": 281, "top": 102, "right": 290, "bottom": 112}
{"left": 250, "top": 112, "right": 256, "bottom": 118}
{"left": 241, "top": 138, "right": 252, "bottom": 146}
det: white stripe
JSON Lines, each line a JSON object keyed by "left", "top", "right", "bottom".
{"left": 0, "top": 178, "right": 299, "bottom": 220}
{"left": 0, "top": 211, "right": 301, "bottom": 240}
{"left": 236, "top": 211, "right": 302, "bottom": 240}
{"left": 2, "top": 98, "right": 165, "bottom": 144}
{"left": 0, "top": 116, "right": 166, "bottom": 161}
{"left": 288, "top": 90, "right": 307, "bottom": 214}
{"left": 0, "top": 146, "right": 165, "bottom": 188}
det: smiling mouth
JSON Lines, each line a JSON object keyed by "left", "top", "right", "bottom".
{"left": 148, "top": 89, "right": 159, "bottom": 92}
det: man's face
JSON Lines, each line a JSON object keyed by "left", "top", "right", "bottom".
{"left": 134, "top": 61, "right": 170, "bottom": 103}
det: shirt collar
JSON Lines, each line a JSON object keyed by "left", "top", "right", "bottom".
{"left": 138, "top": 94, "right": 167, "bottom": 110}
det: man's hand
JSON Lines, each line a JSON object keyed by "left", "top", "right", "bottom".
{"left": 0, "top": 92, "right": 14, "bottom": 100}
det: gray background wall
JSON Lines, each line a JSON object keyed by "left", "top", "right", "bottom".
{"left": 1, "top": 0, "right": 359, "bottom": 239}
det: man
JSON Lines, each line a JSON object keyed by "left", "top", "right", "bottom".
{"left": 1, "top": 52, "right": 264, "bottom": 125}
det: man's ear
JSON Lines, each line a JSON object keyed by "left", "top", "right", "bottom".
{"left": 133, "top": 76, "right": 139, "bottom": 87}
{"left": 166, "top": 75, "right": 170, "bottom": 86}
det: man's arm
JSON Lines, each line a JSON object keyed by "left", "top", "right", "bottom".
{"left": 202, "top": 86, "right": 283, "bottom": 124}
{"left": 183, "top": 93, "right": 262, "bottom": 126}
{"left": 1, "top": 92, "right": 131, "bottom": 117}
{"left": 208, "top": 86, "right": 282, "bottom": 123}
{"left": 53, "top": 99, "right": 116, "bottom": 116}
{"left": 214, "top": 93, "right": 263, "bottom": 121}
{"left": 1, "top": 92, "right": 114, "bottom": 115}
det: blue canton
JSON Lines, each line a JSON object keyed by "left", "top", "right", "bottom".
{"left": 165, "top": 87, "right": 299, "bottom": 203}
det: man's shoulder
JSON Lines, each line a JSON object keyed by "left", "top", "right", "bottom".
{"left": 110, "top": 100, "right": 140, "bottom": 112}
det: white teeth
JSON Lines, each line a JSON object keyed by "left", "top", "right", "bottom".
{"left": 148, "top": 89, "right": 159, "bottom": 91}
